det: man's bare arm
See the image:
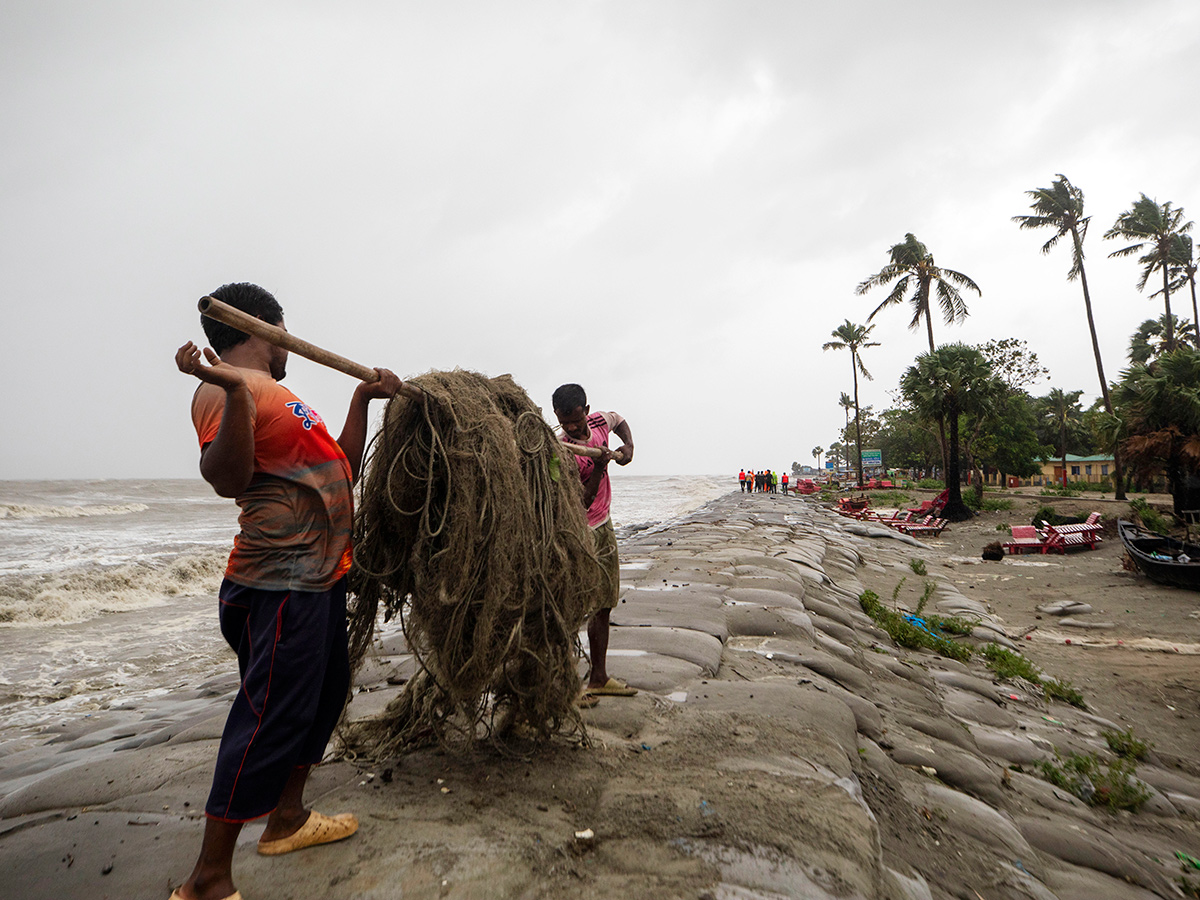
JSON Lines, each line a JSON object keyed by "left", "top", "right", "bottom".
{"left": 337, "top": 368, "right": 403, "bottom": 484}
{"left": 176, "top": 342, "right": 256, "bottom": 498}
{"left": 582, "top": 448, "right": 612, "bottom": 508}
{"left": 612, "top": 419, "right": 634, "bottom": 465}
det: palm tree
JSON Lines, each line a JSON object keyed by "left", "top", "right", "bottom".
{"left": 1042, "top": 388, "right": 1085, "bottom": 487}
{"left": 1113, "top": 348, "right": 1200, "bottom": 515}
{"left": 1013, "top": 174, "right": 1127, "bottom": 499}
{"left": 1167, "top": 233, "right": 1199, "bottom": 331}
{"left": 856, "top": 233, "right": 981, "bottom": 353}
{"left": 1104, "top": 193, "right": 1194, "bottom": 351}
{"left": 899, "top": 344, "right": 996, "bottom": 520}
{"left": 812, "top": 446, "right": 824, "bottom": 472}
{"left": 824, "top": 321, "right": 879, "bottom": 487}
{"left": 1129, "top": 313, "right": 1198, "bottom": 364}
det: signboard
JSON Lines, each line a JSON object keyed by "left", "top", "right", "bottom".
{"left": 861, "top": 449, "right": 882, "bottom": 467}
{"left": 825, "top": 460, "right": 835, "bottom": 470}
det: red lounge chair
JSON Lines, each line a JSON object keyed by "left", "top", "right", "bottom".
{"left": 896, "top": 516, "right": 947, "bottom": 537}
{"left": 1004, "top": 525, "right": 1046, "bottom": 554}
{"left": 1042, "top": 521, "right": 1103, "bottom": 553}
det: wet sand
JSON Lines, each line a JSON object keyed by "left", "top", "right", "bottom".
{"left": 2, "top": 490, "right": 1199, "bottom": 899}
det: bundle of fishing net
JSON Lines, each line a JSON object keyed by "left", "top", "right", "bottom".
{"left": 342, "top": 369, "right": 601, "bottom": 759}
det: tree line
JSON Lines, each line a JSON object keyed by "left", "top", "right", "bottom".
{"left": 819, "top": 176, "right": 1200, "bottom": 522}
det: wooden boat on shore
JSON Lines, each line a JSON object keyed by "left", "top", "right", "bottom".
{"left": 1118, "top": 519, "right": 1200, "bottom": 591}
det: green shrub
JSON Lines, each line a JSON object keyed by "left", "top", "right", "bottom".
{"left": 914, "top": 579, "right": 935, "bottom": 614}
{"left": 1104, "top": 727, "right": 1152, "bottom": 761}
{"left": 916, "top": 478, "right": 944, "bottom": 489}
{"left": 1042, "top": 677, "right": 1087, "bottom": 709}
{"left": 981, "top": 645, "right": 1087, "bottom": 709}
{"left": 980, "top": 498, "right": 1013, "bottom": 511}
{"left": 909, "top": 558, "right": 927, "bottom": 576}
{"left": 859, "top": 590, "right": 972, "bottom": 662}
{"left": 1033, "top": 751, "right": 1150, "bottom": 811}
{"left": 1130, "top": 497, "right": 1170, "bottom": 533}
{"left": 982, "top": 644, "right": 1041, "bottom": 681}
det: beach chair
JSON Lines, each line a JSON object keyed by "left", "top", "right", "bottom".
{"left": 867, "top": 509, "right": 913, "bottom": 525}
{"left": 1042, "top": 521, "right": 1102, "bottom": 553}
{"left": 1003, "top": 525, "right": 1046, "bottom": 554}
{"left": 896, "top": 516, "right": 947, "bottom": 537}
{"left": 905, "top": 488, "right": 949, "bottom": 518}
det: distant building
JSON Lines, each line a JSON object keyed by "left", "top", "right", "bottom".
{"left": 984, "top": 453, "right": 1116, "bottom": 488}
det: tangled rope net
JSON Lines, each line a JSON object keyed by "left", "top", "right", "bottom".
{"left": 342, "top": 369, "right": 601, "bottom": 759}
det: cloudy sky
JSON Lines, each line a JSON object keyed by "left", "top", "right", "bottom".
{"left": 3, "top": 1, "right": 1199, "bottom": 480}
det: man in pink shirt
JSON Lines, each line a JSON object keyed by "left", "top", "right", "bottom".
{"left": 552, "top": 383, "right": 637, "bottom": 699}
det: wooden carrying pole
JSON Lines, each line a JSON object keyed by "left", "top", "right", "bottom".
{"left": 197, "top": 296, "right": 608, "bottom": 459}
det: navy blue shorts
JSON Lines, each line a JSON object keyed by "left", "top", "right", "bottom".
{"left": 205, "top": 577, "right": 351, "bottom": 822}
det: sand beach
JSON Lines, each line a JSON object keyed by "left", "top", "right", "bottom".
{"left": 3, "top": 488, "right": 1199, "bottom": 900}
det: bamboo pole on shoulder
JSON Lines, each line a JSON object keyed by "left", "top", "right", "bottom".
{"left": 197, "top": 296, "right": 608, "bottom": 459}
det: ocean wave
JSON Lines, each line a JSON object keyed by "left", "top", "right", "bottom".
{"left": 0, "top": 551, "right": 226, "bottom": 626}
{"left": 0, "top": 502, "right": 150, "bottom": 520}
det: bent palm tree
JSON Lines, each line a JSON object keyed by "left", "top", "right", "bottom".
{"left": 1167, "top": 233, "right": 1199, "bottom": 332}
{"left": 824, "top": 321, "right": 879, "bottom": 488}
{"left": 856, "top": 233, "right": 980, "bottom": 353}
{"left": 1104, "top": 194, "right": 1193, "bottom": 351}
{"left": 1014, "top": 174, "right": 1127, "bottom": 498}
{"left": 1129, "top": 314, "right": 1198, "bottom": 364}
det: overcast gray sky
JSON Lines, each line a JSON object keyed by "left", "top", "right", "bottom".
{"left": 3, "top": 1, "right": 1199, "bottom": 480}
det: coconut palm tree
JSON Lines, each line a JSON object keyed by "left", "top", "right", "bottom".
{"left": 1129, "top": 313, "right": 1198, "bottom": 364}
{"left": 1040, "top": 388, "right": 1085, "bottom": 488}
{"left": 899, "top": 344, "right": 995, "bottom": 521}
{"left": 1013, "top": 174, "right": 1127, "bottom": 499}
{"left": 824, "top": 321, "right": 879, "bottom": 488}
{"left": 1167, "top": 233, "right": 1199, "bottom": 331}
{"left": 812, "top": 446, "right": 824, "bottom": 472}
{"left": 1104, "top": 194, "right": 1194, "bottom": 351}
{"left": 856, "top": 233, "right": 981, "bottom": 353}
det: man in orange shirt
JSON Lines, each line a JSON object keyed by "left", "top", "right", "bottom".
{"left": 172, "top": 282, "right": 401, "bottom": 900}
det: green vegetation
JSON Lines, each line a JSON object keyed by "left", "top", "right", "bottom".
{"left": 1129, "top": 497, "right": 1170, "bottom": 533}
{"left": 916, "top": 478, "right": 944, "bottom": 490}
{"left": 900, "top": 344, "right": 1000, "bottom": 521}
{"left": 965, "top": 493, "right": 1013, "bottom": 511}
{"left": 1032, "top": 750, "right": 1150, "bottom": 811}
{"left": 914, "top": 579, "right": 935, "bottom": 614}
{"left": 1104, "top": 727, "right": 1152, "bottom": 761}
{"left": 869, "top": 489, "right": 917, "bottom": 507}
{"left": 860, "top": 590, "right": 972, "bottom": 662}
{"left": 981, "top": 644, "right": 1087, "bottom": 709}
{"left": 981, "top": 644, "right": 1040, "bottom": 681}
{"left": 1042, "top": 678, "right": 1087, "bottom": 708}
{"left": 908, "top": 558, "right": 927, "bottom": 576}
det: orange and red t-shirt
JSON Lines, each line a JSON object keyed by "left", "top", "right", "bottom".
{"left": 192, "top": 370, "right": 354, "bottom": 591}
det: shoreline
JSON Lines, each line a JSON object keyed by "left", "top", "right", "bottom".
{"left": 2, "top": 491, "right": 1198, "bottom": 899}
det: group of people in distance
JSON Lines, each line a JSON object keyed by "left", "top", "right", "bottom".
{"left": 739, "top": 468, "right": 788, "bottom": 494}
{"left": 171, "top": 282, "right": 637, "bottom": 900}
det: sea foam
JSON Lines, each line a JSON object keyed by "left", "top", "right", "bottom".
{"left": 0, "top": 502, "right": 149, "bottom": 520}
{"left": 0, "top": 550, "right": 226, "bottom": 625}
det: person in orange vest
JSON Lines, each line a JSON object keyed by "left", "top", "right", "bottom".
{"left": 739, "top": 469, "right": 747, "bottom": 492}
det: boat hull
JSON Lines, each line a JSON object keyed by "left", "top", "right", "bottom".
{"left": 1118, "top": 520, "right": 1200, "bottom": 591}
